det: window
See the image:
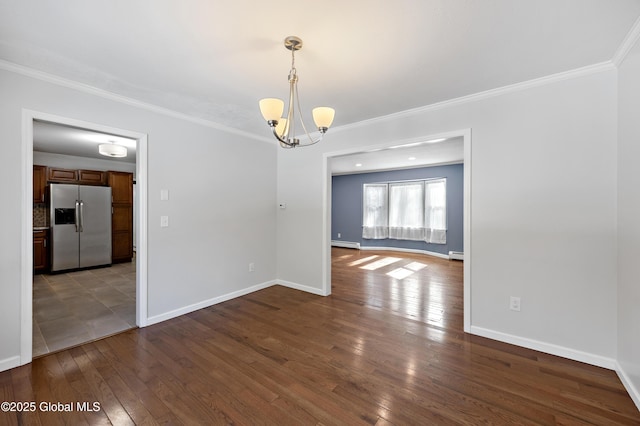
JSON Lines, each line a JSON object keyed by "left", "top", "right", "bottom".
{"left": 424, "top": 179, "right": 447, "bottom": 244}
{"left": 362, "top": 178, "right": 447, "bottom": 244}
{"left": 389, "top": 182, "right": 424, "bottom": 240}
{"left": 362, "top": 184, "right": 388, "bottom": 239}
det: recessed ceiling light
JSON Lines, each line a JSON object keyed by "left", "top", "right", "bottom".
{"left": 355, "top": 163, "right": 363, "bottom": 167}
{"left": 408, "top": 157, "right": 416, "bottom": 160}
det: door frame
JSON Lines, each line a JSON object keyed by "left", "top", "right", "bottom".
{"left": 322, "top": 128, "right": 472, "bottom": 332}
{"left": 20, "top": 109, "right": 149, "bottom": 364}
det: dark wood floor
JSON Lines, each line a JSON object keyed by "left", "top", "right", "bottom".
{"left": 1, "top": 248, "right": 638, "bottom": 425}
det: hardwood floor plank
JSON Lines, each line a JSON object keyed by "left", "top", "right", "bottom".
{"left": 1, "top": 247, "right": 638, "bottom": 424}
{"left": 70, "top": 345, "right": 135, "bottom": 425}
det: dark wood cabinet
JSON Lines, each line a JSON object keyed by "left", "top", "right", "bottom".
{"left": 78, "top": 169, "right": 107, "bottom": 185}
{"left": 48, "top": 167, "right": 107, "bottom": 185}
{"left": 108, "top": 171, "right": 134, "bottom": 263}
{"left": 33, "top": 229, "right": 48, "bottom": 272}
{"left": 48, "top": 167, "right": 78, "bottom": 183}
{"left": 33, "top": 165, "right": 47, "bottom": 203}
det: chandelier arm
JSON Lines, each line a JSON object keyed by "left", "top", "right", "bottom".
{"left": 293, "top": 81, "right": 322, "bottom": 146}
{"left": 270, "top": 127, "right": 295, "bottom": 147}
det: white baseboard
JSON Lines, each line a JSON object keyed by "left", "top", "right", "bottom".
{"left": 277, "top": 279, "right": 329, "bottom": 296}
{"left": 0, "top": 355, "right": 21, "bottom": 373}
{"left": 331, "top": 240, "right": 361, "bottom": 249}
{"left": 449, "top": 251, "right": 464, "bottom": 260}
{"left": 616, "top": 362, "right": 640, "bottom": 412}
{"left": 469, "top": 326, "right": 617, "bottom": 370}
{"left": 360, "top": 245, "right": 450, "bottom": 260}
{"left": 146, "top": 280, "right": 277, "bottom": 326}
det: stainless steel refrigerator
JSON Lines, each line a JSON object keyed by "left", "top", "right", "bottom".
{"left": 50, "top": 183, "right": 112, "bottom": 272}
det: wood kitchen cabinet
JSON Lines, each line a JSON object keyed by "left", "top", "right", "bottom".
{"left": 108, "top": 171, "right": 134, "bottom": 263}
{"left": 33, "top": 165, "right": 47, "bottom": 203}
{"left": 48, "top": 167, "right": 107, "bottom": 185}
{"left": 33, "top": 229, "right": 49, "bottom": 272}
{"left": 48, "top": 167, "right": 78, "bottom": 183}
{"left": 78, "top": 169, "right": 107, "bottom": 185}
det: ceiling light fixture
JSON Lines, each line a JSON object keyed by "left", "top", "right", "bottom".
{"left": 98, "top": 142, "right": 127, "bottom": 158}
{"left": 259, "top": 36, "right": 335, "bottom": 148}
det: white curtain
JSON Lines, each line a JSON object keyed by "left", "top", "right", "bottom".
{"left": 388, "top": 182, "right": 425, "bottom": 240}
{"left": 424, "top": 179, "right": 447, "bottom": 244}
{"left": 362, "top": 178, "right": 447, "bottom": 244}
{"left": 362, "top": 184, "right": 388, "bottom": 239}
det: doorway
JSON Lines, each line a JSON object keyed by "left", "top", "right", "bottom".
{"left": 322, "top": 129, "right": 472, "bottom": 332}
{"left": 21, "top": 110, "right": 148, "bottom": 364}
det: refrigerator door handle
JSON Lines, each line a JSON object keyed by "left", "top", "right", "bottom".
{"left": 75, "top": 200, "right": 80, "bottom": 232}
{"left": 79, "top": 200, "right": 84, "bottom": 232}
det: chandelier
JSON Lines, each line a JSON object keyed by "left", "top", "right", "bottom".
{"left": 259, "top": 36, "right": 335, "bottom": 148}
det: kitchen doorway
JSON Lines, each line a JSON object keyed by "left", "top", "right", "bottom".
{"left": 21, "top": 110, "right": 148, "bottom": 363}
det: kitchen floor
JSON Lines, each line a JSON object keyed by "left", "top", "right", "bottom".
{"left": 32, "top": 258, "right": 136, "bottom": 357}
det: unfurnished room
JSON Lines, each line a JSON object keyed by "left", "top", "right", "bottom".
{"left": 0, "top": 1, "right": 639, "bottom": 424}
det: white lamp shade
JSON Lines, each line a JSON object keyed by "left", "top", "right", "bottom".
{"left": 312, "top": 107, "right": 335, "bottom": 129}
{"left": 99, "top": 143, "right": 127, "bottom": 158}
{"left": 259, "top": 98, "right": 285, "bottom": 122}
{"left": 274, "top": 118, "right": 288, "bottom": 137}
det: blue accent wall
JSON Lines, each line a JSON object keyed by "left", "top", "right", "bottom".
{"left": 332, "top": 164, "right": 464, "bottom": 255}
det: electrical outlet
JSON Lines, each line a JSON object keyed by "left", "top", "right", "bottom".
{"left": 160, "top": 216, "right": 169, "bottom": 227}
{"left": 249, "top": 262, "right": 255, "bottom": 272}
{"left": 510, "top": 296, "right": 521, "bottom": 312}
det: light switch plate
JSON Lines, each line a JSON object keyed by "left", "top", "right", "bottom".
{"left": 160, "top": 189, "right": 169, "bottom": 201}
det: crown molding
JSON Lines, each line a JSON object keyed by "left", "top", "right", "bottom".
{"left": 0, "top": 54, "right": 620, "bottom": 143}
{"left": 332, "top": 60, "right": 616, "bottom": 135}
{"left": 613, "top": 15, "right": 640, "bottom": 67}
{"left": 0, "top": 59, "right": 273, "bottom": 145}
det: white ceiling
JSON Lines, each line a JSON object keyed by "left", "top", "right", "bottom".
{"left": 330, "top": 137, "right": 463, "bottom": 175}
{"left": 3, "top": 1, "right": 640, "bottom": 171}
{"left": 33, "top": 121, "right": 137, "bottom": 164}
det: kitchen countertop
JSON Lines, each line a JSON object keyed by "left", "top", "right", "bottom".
{"left": 33, "top": 227, "right": 49, "bottom": 231}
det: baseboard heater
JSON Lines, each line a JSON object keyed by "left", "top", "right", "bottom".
{"left": 331, "top": 240, "right": 361, "bottom": 249}
{"left": 449, "top": 251, "right": 464, "bottom": 260}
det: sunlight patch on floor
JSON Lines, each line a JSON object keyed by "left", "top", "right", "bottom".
{"left": 405, "top": 261, "right": 427, "bottom": 271}
{"left": 360, "top": 257, "right": 401, "bottom": 270}
{"left": 387, "top": 267, "right": 415, "bottom": 280}
{"left": 349, "top": 255, "right": 379, "bottom": 266}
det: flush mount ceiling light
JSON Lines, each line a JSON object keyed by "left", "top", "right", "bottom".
{"left": 259, "top": 36, "right": 335, "bottom": 148}
{"left": 98, "top": 142, "right": 127, "bottom": 158}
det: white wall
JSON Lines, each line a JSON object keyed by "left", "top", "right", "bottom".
{"left": 617, "top": 36, "right": 640, "bottom": 407}
{"left": 0, "top": 67, "right": 278, "bottom": 369}
{"left": 277, "top": 68, "right": 619, "bottom": 365}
